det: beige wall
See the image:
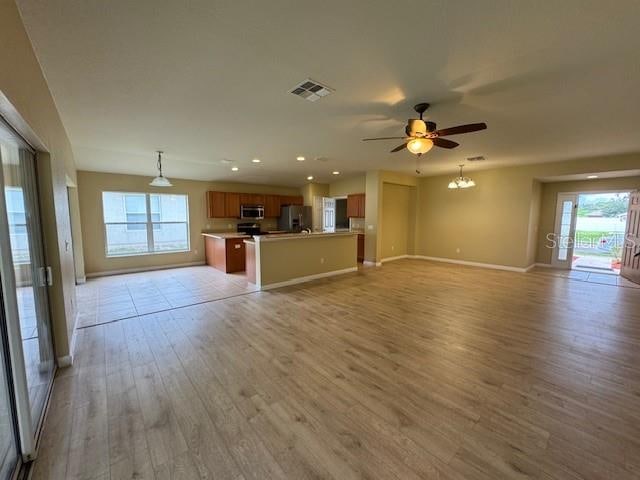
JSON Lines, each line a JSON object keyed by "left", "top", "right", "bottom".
{"left": 329, "top": 175, "right": 365, "bottom": 197}
{"left": 301, "top": 182, "right": 329, "bottom": 206}
{"left": 67, "top": 185, "right": 86, "bottom": 282}
{"left": 526, "top": 180, "right": 542, "bottom": 266}
{"left": 1, "top": 0, "right": 78, "bottom": 360}
{"left": 365, "top": 171, "right": 417, "bottom": 263}
{"left": 414, "top": 153, "right": 640, "bottom": 269}
{"left": 381, "top": 183, "right": 413, "bottom": 259}
{"left": 536, "top": 176, "right": 640, "bottom": 264}
{"left": 416, "top": 168, "right": 534, "bottom": 267}
{"left": 78, "top": 170, "right": 300, "bottom": 275}
{"left": 257, "top": 234, "right": 357, "bottom": 286}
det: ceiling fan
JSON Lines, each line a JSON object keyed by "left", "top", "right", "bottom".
{"left": 362, "top": 103, "right": 487, "bottom": 155}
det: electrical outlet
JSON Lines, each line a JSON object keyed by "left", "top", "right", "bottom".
{"left": 194, "top": 249, "right": 198, "bottom": 255}
{"left": 456, "top": 248, "right": 461, "bottom": 254}
{"left": 367, "top": 225, "right": 373, "bottom": 230}
{"left": 391, "top": 245, "right": 395, "bottom": 251}
{"left": 320, "top": 257, "right": 325, "bottom": 264}
{"left": 206, "top": 223, "right": 210, "bottom": 229}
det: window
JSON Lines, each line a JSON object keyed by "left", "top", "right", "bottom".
{"left": 102, "top": 192, "right": 189, "bottom": 257}
{"left": 4, "top": 187, "right": 30, "bottom": 264}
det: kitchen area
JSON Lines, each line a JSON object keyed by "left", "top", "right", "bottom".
{"left": 202, "top": 189, "right": 365, "bottom": 287}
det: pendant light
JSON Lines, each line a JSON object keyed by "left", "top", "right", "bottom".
{"left": 448, "top": 164, "right": 476, "bottom": 189}
{"left": 149, "top": 150, "right": 172, "bottom": 187}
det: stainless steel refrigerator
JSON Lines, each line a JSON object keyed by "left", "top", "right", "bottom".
{"left": 278, "top": 205, "right": 312, "bottom": 232}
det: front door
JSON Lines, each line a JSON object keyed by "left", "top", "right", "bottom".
{"left": 621, "top": 191, "right": 640, "bottom": 284}
{"left": 552, "top": 193, "right": 579, "bottom": 269}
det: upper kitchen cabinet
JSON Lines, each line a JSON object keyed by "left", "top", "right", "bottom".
{"left": 347, "top": 193, "right": 365, "bottom": 218}
{"left": 208, "top": 191, "right": 226, "bottom": 218}
{"left": 264, "top": 195, "right": 281, "bottom": 217}
{"left": 280, "top": 195, "right": 304, "bottom": 206}
{"left": 225, "top": 192, "right": 241, "bottom": 218}
{"left": 240, "top": 193, "right": 265, "bottom": 205}
{"left": 207, "top": 191, "right": 300, "bottom": 218}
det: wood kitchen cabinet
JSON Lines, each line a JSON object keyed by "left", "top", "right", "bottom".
{"left": 280, "top": 195, "right": 303, "bottom": 206}
{"left": 204, "top": 235, "right": 246, "bottom": 273}
{"left": 347, "top": 193, "right": 365, "bottom": 218}
{"left": 207, "top": 191, "right": 303, "bottom": 218}
{"left": 264, "top": 194, "right": 281, "bottom": 217}
{"left": 207, "top": 191, "right": 226, "bottom": 218}
{"left": 240, "top": 193, "right": 265, "bottom": 205}
{"left": 357, "top": 233, "right": 365, "bottom": 263}
{"left": 225, "top": 192, "right": 241, "bottom": 218}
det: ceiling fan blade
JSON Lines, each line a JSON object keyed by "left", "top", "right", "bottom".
{"left": 390, "top": 143, "right": 407, "bottom": 153}
{"left": 432, "top": 137, "right": 459, "bottom": 149}
{"left": 434, "top": 122, "right": 487, "bottom": 137}
{"left": 362, "top": 136, "right": 407, "bottom": 141}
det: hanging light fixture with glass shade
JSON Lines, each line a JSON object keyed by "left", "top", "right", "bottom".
{"left": 448, "top": 164, "right": 476, "bottom": 189}
{"left": 406, "top": 137, "right": 434, "bottom": 155}
{"left": 149, "top": 150, "right": 173, "bottom": 187}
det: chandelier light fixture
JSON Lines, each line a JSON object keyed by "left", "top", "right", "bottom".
{"left": 149, "top": 150, "right": 173, "bottom": 187}
{"left": 448, "top": 164, "right": 476, "bottom": 189}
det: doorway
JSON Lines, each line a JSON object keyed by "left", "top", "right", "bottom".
{"left": 553, "top": 191, "right": 630, "bottom": 275}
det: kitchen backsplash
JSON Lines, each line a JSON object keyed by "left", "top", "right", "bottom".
{"left": 202, "top": 218, "right": 279, "bottom": 233}
{"left": 349, "top": 218, "right": 365, "bottom": 231}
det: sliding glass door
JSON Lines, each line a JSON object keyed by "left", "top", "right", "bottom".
{"left": 0, "top": 118, "right": 55, "bottom": 472}
{"left": 0, "top": 306, "right": 18, "bottom": 480}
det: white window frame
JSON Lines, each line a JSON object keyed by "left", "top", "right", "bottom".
{"left": 102, "top": 191, "right": 190, "bottom": 257}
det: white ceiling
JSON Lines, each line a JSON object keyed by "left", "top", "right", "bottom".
{"left": 16, "top": 0, "right": 640, "bottom": 186}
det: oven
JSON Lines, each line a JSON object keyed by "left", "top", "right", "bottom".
{"left": 240, "top": 204, "right": 264, "bottom": 220}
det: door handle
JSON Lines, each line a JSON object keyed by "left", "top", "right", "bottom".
{"left": 37, "top": 267, "right": 47, "bottom": 287}
{"left": 37, "top": 266, "right": 53, "bottom": 287}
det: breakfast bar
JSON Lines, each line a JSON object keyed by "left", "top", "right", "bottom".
{"left": 244, "top": 232, "right": 358, "bottom": 289}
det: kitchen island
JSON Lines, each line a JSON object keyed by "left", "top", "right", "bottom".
{"left": 244, "top": 232, "right": 358, "bottom": 289}
{"left": 202, "top": 233, "right": 250, "bottom": 273}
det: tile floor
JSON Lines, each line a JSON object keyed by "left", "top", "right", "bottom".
{"left": 76, "top": 266, "right": 258, "bottom": 328}
{"left": 532, "top": 266, "right": 640, "bottom": 287}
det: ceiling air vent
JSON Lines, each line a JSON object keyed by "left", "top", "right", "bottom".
{"left": 467, "top": 156, "right": 486, "bottom": 162}
{"left": 290, "top": 78, "right": 334, "bottom": 102}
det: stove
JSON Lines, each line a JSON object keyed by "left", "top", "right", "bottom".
{"left": 237, "top": 222, "right": 262, "bottom": 236}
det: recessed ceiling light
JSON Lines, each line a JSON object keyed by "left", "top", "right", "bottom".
{"left": 297, "top": 156, "right": 305, "bottom": 161}
{"left": 231, "top": 167, "right": 239, "bottom": 171}
{"left": 307, "top": 175, "right": 314, "bottom": 181}
{"left": 332, "top": 171, "right": 340, "bottom": 175}
{"left": 252, "top": 158, "right": 261, "bottom": 163}
{"left": 587, "top": 175, "right": 598, "bottom": 179}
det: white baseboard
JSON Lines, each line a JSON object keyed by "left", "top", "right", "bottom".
{"left": 260, "top": 267, "right": 358, "bottom": 290}
{"left": 409, "top": 255, "right": 533, "bottom": 273}
{"left": 86, "top": 261, "right": 206, "bottom": 278}
{"left": 76, "top": 275, "right": 87, "bottom": 284}
{"left": 381, "top": 255, "right": 409, "bottom": 263}
{"left": 57, "top": 312, "right": 79, "bottom": 368}
{"left": 363, "top": 260, "right": 382, "bottom": 267}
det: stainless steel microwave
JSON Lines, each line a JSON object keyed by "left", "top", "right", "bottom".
{"left": 240, "top": 205, "right": 264, "bottom": 220}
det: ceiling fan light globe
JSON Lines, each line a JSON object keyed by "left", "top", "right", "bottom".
{"left": 466, "top": 179, "right": 476, "bottom": 188}
{"left": 448, "top": 181, "right": 458, "bottom": 189}
{"left": 407, "top": 138, "right": 433, "bottom": 155}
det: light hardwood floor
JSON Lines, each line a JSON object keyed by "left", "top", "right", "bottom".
{"left": 31, "top": 260, "right": 640, "bottom": 479}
